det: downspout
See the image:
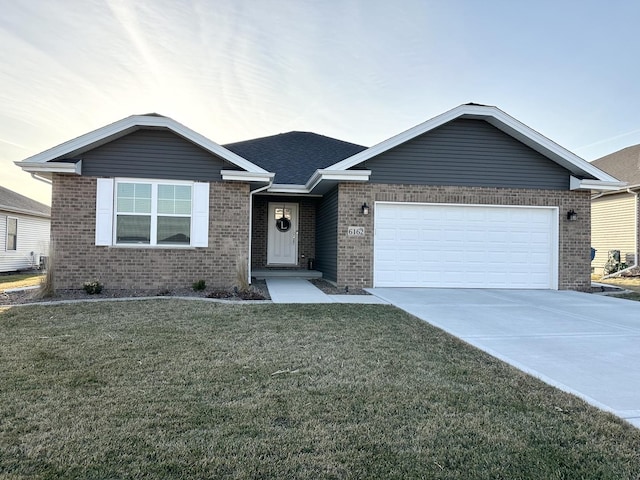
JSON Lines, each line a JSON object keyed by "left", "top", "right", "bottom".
{"left": 248, "top": 180, "right": 273, "bottom": 284}
{"left": 31, "top": 173, "right": 52, "bottom": 185}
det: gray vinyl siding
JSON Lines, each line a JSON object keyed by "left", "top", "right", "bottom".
{"left": 357, "top": 119, "right": 571, "bottom": 190}
{"left": 78, "top": 129, "right": 240, "bottom": 181}
{"left": 315, "top": 186, "right": 338, "bottom": 281}
{"left": 591, "top": 193, "right": 637, "bottom": 272}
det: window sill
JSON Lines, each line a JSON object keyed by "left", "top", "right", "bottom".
{"left": 103, "top": 244, "right": 198, "bottom": 250}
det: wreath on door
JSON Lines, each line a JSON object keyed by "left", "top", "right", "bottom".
{"left": 276, "top": 216, "right": 291, "bottom": 232}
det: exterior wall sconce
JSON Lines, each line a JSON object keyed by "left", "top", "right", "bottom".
{"left": 566, "top": 209, "right": 577, "bottom": 221}
{"left": 361, "top": 203, "right": 370, "bottom": 215}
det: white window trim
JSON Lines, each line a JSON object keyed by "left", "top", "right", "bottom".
{"left": 6, "top": 216, "right": 17, "bottom": 251}
{"left": 95, "top": 178, "right": 209, "bottom": 248}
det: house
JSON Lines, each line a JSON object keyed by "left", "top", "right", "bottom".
{"left": 590, "top": 144, "right": 640, "bottom": 273}
{"left": 0, "top": 186, "right": 51, "bottom": 273}
{"left": 15, "top": 104, "right": 622, "bottom": 292}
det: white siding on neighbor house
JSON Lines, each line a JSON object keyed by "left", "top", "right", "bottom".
{"left": 0, "top": 211, "right": 50, "bottom": 273}
{"left": 591, "top": 193, "right": 637, "bottom": 273}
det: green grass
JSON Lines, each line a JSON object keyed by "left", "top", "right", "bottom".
{"left": 0, "top": 272, "right": 43, "bottom": 291}
{"left": 618, "top": 293, "right": 640, "bottom": 302}
{"left": 1, "top": 300, "right": 639, "bottom": 479}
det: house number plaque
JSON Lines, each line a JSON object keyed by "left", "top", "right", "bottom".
{"left": 348, "top": 226, "right": 365, "bottom": 237}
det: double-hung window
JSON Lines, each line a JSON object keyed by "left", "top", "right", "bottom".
{"left": 95, "top": 178, "right": 209, "bottom": 248}
{"left": 6, "top": 217, "right": 17, "bottom": 250}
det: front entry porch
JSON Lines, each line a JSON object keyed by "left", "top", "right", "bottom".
{"left": 252, "top": 269, "right": 323, "bottom": 280}
{"left": 251, "top": 195, "right": 319, "bottom": 272}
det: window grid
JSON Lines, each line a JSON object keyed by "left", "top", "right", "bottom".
{"left": 115, "top": 181, "right": 192, "bottom": 246}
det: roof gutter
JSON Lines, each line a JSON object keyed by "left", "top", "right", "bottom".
{"left": 31, "top": 173, "right": 52, "bottom": 185}
{"left": 304, "top": 169, "right": 371, "bottom": 193}
{"left": 16, "top": 160, "right": 82, "bottom": 177}
{"left": 266, "top": 170, "right": 371, "bottom": 195}
{"left": 221, "top": 170, "right": 274, "bottom": 183}
{"left": 569, "top": 176, "right": 626, "bottom": 191}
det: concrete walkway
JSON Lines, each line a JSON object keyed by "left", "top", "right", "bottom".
{"left": 266, "top": 278, "right": 387, "bottom": 304}
{"left": 367, "top": 288, "right": 640, "bottom": 428}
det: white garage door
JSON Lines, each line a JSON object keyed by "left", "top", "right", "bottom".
{"left": 374, "top": 203, "right": 558, "bottom": 289}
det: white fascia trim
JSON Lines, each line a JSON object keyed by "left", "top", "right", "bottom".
{"left": 16, "top": 160, "right": 82, "bottom": 174}
{"left": 267, "top": 184, "right": 310, "bottom": 194}
{"left": 267, "top": 170, "right": 371, "bottom": 194}
{"left": 221, "top": 170, "right": 274, "bottom": 182}
{"left": 570, "top": 176, "right": 627, "bottom": 191}
{"left": 327, "top": 104, "right": 620, "bottom": 183}
{"left": 304, "top": 169, "right": 371, "bottom": 191}
{"left": 15, "top": 115, "right": 269, "bottom": 174}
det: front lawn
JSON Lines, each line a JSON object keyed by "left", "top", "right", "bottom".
{"left": 0, "top": 272, "right": 43, "bottom": 291}
{"left": 592, "top": 274, "right": 640, "bottom": 294}
{"left": 1, "top": 300, "right": 639, "bottom": 479}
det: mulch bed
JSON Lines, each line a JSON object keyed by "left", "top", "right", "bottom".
{"left": 0, "top": 280, "right": 270, "bottom": 306}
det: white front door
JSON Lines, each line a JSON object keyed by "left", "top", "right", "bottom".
{"left": 267, "top": 202, "right": 298, "bottom": 265}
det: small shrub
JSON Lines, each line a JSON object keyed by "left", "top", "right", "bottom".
{"left": 83, "top": 280, "right": 103, "bottom": 295}
{"left": 192, "top": 279, "right": 206, "bottom": 291}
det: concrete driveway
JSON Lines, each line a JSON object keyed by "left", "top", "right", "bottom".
{"left": 367, "top": 288, "right": 640, "bottom": 428}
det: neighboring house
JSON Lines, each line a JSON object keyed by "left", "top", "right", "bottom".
{"left": 15, "top": 104, "right": 622, "bottom": 292}
{"left": 0, "top": 186, "right": 51, "bottom": 273}
{"left": 590, "top": 144, "right": 640, "bottom": 273}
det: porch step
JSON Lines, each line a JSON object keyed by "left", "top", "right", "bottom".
{"left": 252, "top": 269, "right": 323, "bottom": 280}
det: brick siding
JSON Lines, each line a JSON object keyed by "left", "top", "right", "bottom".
{"left": 336, "top": 183, "right": 591, "bottom": 291}
{"left": 50, "top": 174, "right": 591, "bottom": 292}
{"left": 50, "top": 174, "right": 249, "bottom": 291}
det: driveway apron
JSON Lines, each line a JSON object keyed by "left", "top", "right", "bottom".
{"left": 367, "top": 288, "right": 640, "bottom": 428}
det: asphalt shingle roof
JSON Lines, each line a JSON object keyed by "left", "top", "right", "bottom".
{"left": 0, "top": 185, "right": 50, "bottom": 217}
{"left": 592, "top": 144, "right": 640, "bottom": 186}
{"left": 224, "top": 132, "right": 367, "bottom": 184}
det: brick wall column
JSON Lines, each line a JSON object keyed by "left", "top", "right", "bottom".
{"left": 335, "top": 183, "right": 591, "bottom": 291}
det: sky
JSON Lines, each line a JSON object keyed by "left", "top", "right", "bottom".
{"left": 2, "top": 0, "right": 640, "bottom": 206}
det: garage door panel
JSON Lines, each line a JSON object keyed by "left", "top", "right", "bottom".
{"left": 374, "top": 203, "right": 557, "bottom": 289}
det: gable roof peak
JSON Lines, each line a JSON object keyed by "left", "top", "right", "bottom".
{"left": 16, "top": 113, "right": 271, "bottom": 178}
{"left": 324, "top": 103, "right": 621, "bottom": 188}
{"left": 464, "top": 102, "right": 493, "bottom": 107}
